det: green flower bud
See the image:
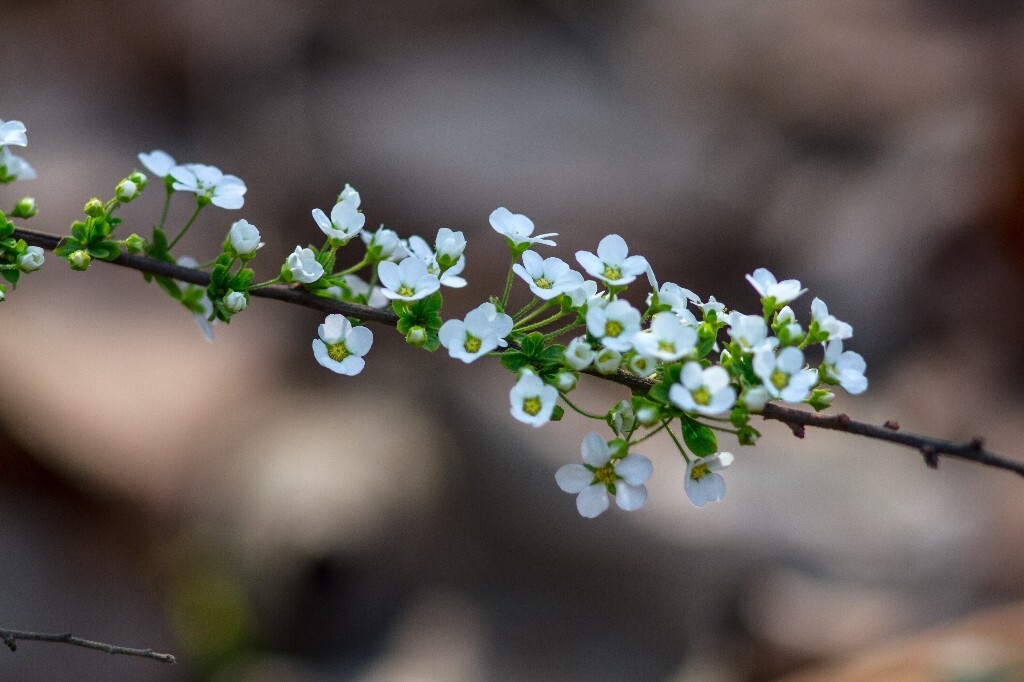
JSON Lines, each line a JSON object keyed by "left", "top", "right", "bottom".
{"left": 115, "top": 178, "right": 139, "bottom": 203}
{"left": 553, "top": 371, "right": 577, "bottom": 392}
{"left": 68, "top": 250, "right": 91, "bottom": 271}
{"left": 0, "top": 284, "right": 6, "bottom": 301}
{"left": 129, "top": 171, "right": 148, "bottom": 191}
{"left": 83, "top": 198, "right": 105, "bottom": 218}
{"left": 405, "top": 325, "right": 428, "bottom": 347}
{"left": 12, "top": 196, "right": 36, "bottom": 219}
{"left": 807, "top": 388, "right": 835, "bottom": 412}
{"left": 223, "top": 290, "right": 247, "bottom": 314}
{"left": 123, "top": 233, "right": 147, "bottom": 254}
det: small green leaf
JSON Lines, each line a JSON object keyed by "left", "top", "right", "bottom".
{"left": 88, "top": 241, "right": 121, "bottom": 261}
{"left": 521, "top": 332, "right": 544, "bottom": 357}
{"left": 681, "top": 415, "right": 718, "bottom": 457}
{"left": 500, "top": 351, "right": 531, "bottom": 373}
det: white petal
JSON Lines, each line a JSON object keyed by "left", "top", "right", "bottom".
{"left": 580, "top": 431, "right": 610, "bottom": 467}
{"left": 555, "top": 463, "right": 592, "bottom": 494}
{"left": 615, "top": 453, "right": 653, "bottom": 486}
{"left": 576, "top": 485, "right": 610, "bottom": 518}
{"left": 346, "top": 325, "right": 374, "bottom": 356}
{"left": 615, "top": 483, "right": 648, "bottom": 511}
{"left": 596, "top": 234, "right": 628, "bottom": 263}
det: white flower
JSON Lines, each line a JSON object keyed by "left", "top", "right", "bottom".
{"left": 555, "top": 432, "right": 653, "bottom": 518}
{"left": 177, "top": 256, "right": 216, "bottom": 341}
{"left": 223, "top": 290, "right": 247, "bottom": 314}
{"left": 822, "top": 340, "right": 868, "bottom": 394}
{"left": 650, "top": 282, "right": 700, "bottom": 326}
{"left": 0, "top": 119, "right": 28, "bottom": 147}
{"left": 810, "top": 297, "right": 853, "bottom": 341}
{"left": 489, "top": 207, "right": 557, "bottom": 247}
{"left": 741, "top": 386, "right": 770, "bottom": 411}
{"left": 170, "top": 163, "right": 247, "bottom": 209}
{"left": 378, "top": 256, "right": 441, "bottom": 301}
{"left": 567, "top": 280, "right": 600, "bottom": 309}
{"left": 669, "top": 362, "right": 737, "bottom": 415}
{"left": 340, "top": 274, "right": 389, "bottom": 308}
{"left": 632, "top": 312, "right": 698, "bottom": 362}
{"left": 586, "top": 299, "right": 640, "bottom": 352}
{"left": 0, "top": 147, "right": 36, "bottom": 181}
{"left": 696, "top": 295, "right": 725, "bottom": 318}
{"left": 627, "top": 353, "right": 656, "bottom": 377}
{"left": 361, "top": 225, "right": 407, "bottom": 261}
{"left": 575, "top": 234, "right": 648, "bottom": 286}
{"left": 337, "top": 183, "right": 361, "bottom": 207}
{"left": 439, "top": 302, "right": 513, "bottom": 363}
{"left": 312, "top": 314, "right": 373, "bottom": 375}
{"left": 727, "top": 312, "right": 768, "bottom": 350}
{"left": 406, "top": 235, "right": 466, "bottom": 288}
{"left": 564, "top": 337, "right": 595, "bottom": 370}
{"left": 746, "top": 268, "right": 806, "bottom": 306}
{"left": 685, "top": 452, "right": 734, "bottom": 508}
{"left": 312, "top": 200, "right": 365, "bottom": 243}
{"left": 610, "top": 400, "right": 636, "bottom": 436}
{"left": 228, "top": 219, "right": 263, "bottom": 255}
{"left": 138, "top": 150, "right": 176, "bottom": 178}
{"left": 509, "top": 373, "right": 558, "bottom": 428}
{"left": 435, "top": 227, "right": 467, "bottom": 264}
{"left": 774, "top": 306, "right": 803, "bottom": 342}
{"left": 18, "top": 246, "right": 44, "bottom": 272}
{"left": 593, "top": 347, "right": 622, "bottom": 374}
{"left": 753, "top": 346, "right": 818, "bottom": 402}
{"left": 513, "top": 250, "right": 585, "bottom": 301}
{"left": 286, "top": 246, "right": 324, "bottom": 284}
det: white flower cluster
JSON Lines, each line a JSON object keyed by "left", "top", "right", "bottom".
{"left": 0, "top": 119, "right": 35, "bottom": 182}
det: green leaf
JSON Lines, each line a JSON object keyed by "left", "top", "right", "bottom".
{"left": 53, "top": 237, "right": 84, "bottom": 258}
{"left": 1, "top": 269, "right": 20, "bottom": 286}
{"left": 230, "top": 268, "right": 254, "bottom": 290}
{"left": 155, "top": 275, "right": 182, "bottom": 299}
{"left": 536, "top": 344, "right": 566, "bottom": 369}
{"left": 737, "top": 426, "right": 760, "bottom": 446}
{"left": 210, "top": 264, "right": 230, "bottom": 288}
{"left": 695, "top": 336, "right": 716, "bottom": 359}
{"left": 681, "top": 415, "right": 718, "bottom": 457}
{"left": 521, "top": 332, "right": 544, "bottom": 357}
{"left": 422, "top": 332, "right": 440, "bottom": 352}
{"left": 88, "top": 241, "right": 121, "bottom": 261}
{"left": 500, "top": 351, "right": 531, "bottom": 373}
{"left": 417, "top": 292, "right": 444, "bottom": 317}
{"left": 70, "top": 220, "right": 87, "bottom": 243}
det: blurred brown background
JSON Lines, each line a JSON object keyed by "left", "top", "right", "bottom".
{"left": 3, "top": 1, "right": 1024, "bottom": 680}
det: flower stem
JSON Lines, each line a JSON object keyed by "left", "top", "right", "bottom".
{"left": 664, "top": 419, "right": 691, "bottom": 463}
{"left": 629, "top": 420, "right": 669, "bottom": 446}
{"left": 499, "top": 253, "right": 516, "bottom": 310}
{"left": 559, "top": 392, "right": 605, "bottom": 420}
{"left": 516, "top": 311, "right": 565, "bottom": 333}
{"left": 542, "top": 319, "right": 583, "bottom": 341}
{"left": 157, "top": 186, "right": 172, "bottom": 232}
{"left": 336, "top": 255, "right": 371, "bottom": 277}
{"left": 513, "top": 298, "right": 539, "bottom": 321}
{"left": 250, "top": 277, "right": 283, "bottom": 289}
{"left": 167, "top": 204, "right": 203, "bottom": 251}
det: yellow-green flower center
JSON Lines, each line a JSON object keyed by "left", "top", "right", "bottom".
{"left": 535, "top": 277, "right": 553, "bottom": 289}
{"left": 692, "top": 387, "right": 711, "bottom": 406}
{"left": 522, "top": 396, "right": 542, "bottom": 416}
{"left": 658, "top": 340, "right": 675, "bottom": 353}
{"left": 603, "top": 264, "right": 622, "bottom": 281}
{"left": 593, "top": 464, "right": 617, "bottom": 486}
{"left": 397, "top": 285, "right": 415, "bottom": 298}
{"left": 605, "top": 320, "right": 623, "bottom": 338}
{"left": 327, "top": 342, "right": 351, "bottom": 362}
{"left": 690, "top": 463, "right": 709, "bottom": 481}
{"left": 770, "top": 369, "right": 789, "bottom": 391}
{"left": 464, "top": 335, "right": 482, "bottom": 353}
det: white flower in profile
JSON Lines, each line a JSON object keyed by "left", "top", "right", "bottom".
{"left": 509, "top": 372, "right": 558, "bottom": 428}
{"left": 228, "top": 219, "right": 263, "bottom": 255}
{"left": 489, "top": 207, "right": 557, "bottom": 247}
{"left": 566, "top": 280, "right": 600, "bottom": 309}
{"left": 17, "top": 246, "right": 44, "bottom": 273}
{"left": 406, "top": 235, "right": 466, "bottom": 288}
{"left": 439, "top": 302, "right": 513, "bottom": 363}
{"left": 695, "top": 295, "right": 725, "bottom": 318}
{"left": 312, "top": 199, "right": 365, "bottom": 243}
{"left": 727, "top": 312, "right": 768, "bottom": 350}
{"left": 340, "top": 274, "right": 389, "bottom": 308}
{"left": 435, "top": 227, "right": 467, "bottom": 264}
{"left": 685, "top": 452, "right": 734, "bottom": 508}
{"left": 651, "top": 282, "right": 700, "bottom": 326}
{"left": 222, "top": 290, "right": 247, "bottom": 314}
{"left": 555, "top": 431, "right": 653, "bottom": 518}
{"left": 822, "top": 340, "right": 868, "bottom": 394}
{"left": 0, "top": 147, "right": 36, "bottom": 181}
{"left": 746, "top": 268, "right": 806, "bottom": 306}
{"left": 753, "top": 346, "right": 818, "bottom": 402}
{"left": 774, "top": 306, "right": 803, "bottom": 342}
{"left": 137, "top": 150, "right": 176, "bottom": 178}
{"left": 513, "top": 250, "right": 585, "bottom": 300}
{"left": 312, "top": 314, "right": 373, "bottom": 376}
{"left": 627, "top": 353, "right": 657, "bottom": 377}
{"left": 669, "top": 362, "right": 736, "bottom": 415}
{"left": 810, "top": 297, "right": 853, "bottom": 341}
{"left": 285, "top": 246, "right": 324, "bottom": 284}
{"left": 361, "top": 225, "right": 408, "bottom": 262}
{"left": 0, "top": 119, "right": 28, "bottom": 147}
{"left": 564, "top": 337, "right": 595, "bottom": 370}
{"left": 378, "top": 256, "right": 441, "bottom": 301}
{"left": 586, "top": 299, "right": 641, "bottom": 352}
{"left": 170, "top": 163, "right": 247, "bottom": 209}
{"left": 593, "top": 347, "right": 623, "bottom": 374}
{"left": 575, "top": 234, "right": 648, "bottom": 286}
{"left": 337, "top": 183, "right": 361, "bottom": 207}
{"left": 633, "top": 312, "right": 698, "bottom": 362}
{"left": 177, "top": 256, "right": 216, "bottom": 341}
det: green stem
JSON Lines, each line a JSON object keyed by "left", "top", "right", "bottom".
{"left": 516, "top": 310, "right": 565, "bottom": 333}
{"left": 499, "top": 253, "right": 517, "bottom": 310}
{"left": 167, "top": 204, "right": 203, "bottom": 251}
{"left": 629, "top": 420, "right": 669, "bottom": 446}
{"left": 336, "top": 255, "right": 371, "bottom": 277}
{"left": 250, "top": 277, "right": 283, "bottom": 290}
{"left": 542, "top": 319, "right": 583, "bottom": 341}
{"left": 513, "top": 298, "right": 539, "bottom": 321}
{"left": 157, "top": 186, "right": 172, "bottom": 232}
{"left": 664, "top": 419, "right": 691, "bottom": 463}
{"left": 513, "top": 300, "right": 554, "bottom": 327}
{"left": 559, "top": 392, "right": 605, "bottom": 420}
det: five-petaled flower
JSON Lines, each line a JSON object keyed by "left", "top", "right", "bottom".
{"left": 489, "top": 207, "right": 557, "bottom": 247}
{"left": 555, "top": 431, "right": 653, "bottom": 518}
{"left": 513, "top": 250, "right": 584, "bottom": 300}
{"left": 632, "top": 312, "right": 698, "bottom": 362}
{"left": 378, "top": 256, "right": 441, "bottom": 301}
{"left": 684, "top": 452, "right": 734, "bottom": 508}
{"left": 285, "top": 246, "right": 324, "bottom": 284}
{"left": 312, "top": 194, "right": 365, "bottom": 243}
{"left": 822, "top": 340, "right": 867, "bottom": 395}
{"left": 753, "top": 346, "right": 818, "bottom": 402}
{"left": 509, "top": 372, "right": 558, "bottom": 428}
{"left": 170, "top": 163, "right": 247, "bottom": 209}
{"left": 312, "top": 314, "right": 373, "bottom": 375}
{"left": 669, "top": 362, "right": 737, "bottom": 415}
{"left": 575, "top": 234, "right": 648, "bottom": 287}
{"left": 586, "top": 299, "right": 641, "bottom": 352}
{"left": 439, "top": 302, "right": 513, "bottom": 363}
{"left": 746, "top": 268, "right": 806, "bottom": 309}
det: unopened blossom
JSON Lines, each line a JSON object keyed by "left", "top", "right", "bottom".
{"left": 593, "top": 347, "right": 622, "bottom": 374}
{"left": 0, "top": 147, "right": 36, "bottom": 181}
{"left": 378, "top": 256, "right": 441, "bottom": 301}
{"left": 509, "top": 372, "right": 558, "bottom": 428}
{"left": 489, "top": 207, "right": 557, "bottom": 247}
{"left": 312, "top": 199, "right": 365, "bottom": 243}
{"left": 285, "top": 246, "right": 324, "bottom": 284}
{"left": 586, "top": 299, "right": 640, "bottom": 352}
{"left": 170, "top": 163, "right": 247, "bottom": 209}
{"left": 555, "top": 431, "right": 653, "bottom": 518}
{"left": 685, "top": 452, "right": 734, "bottom": 508}
{"left": 439, "top": 302, "right": 514, "bottom": 363}
{"left": 564, "top": 337, "right": 595, "bottom": 370}
{"left": 553, "top": 371, "right": 577, "bottom": 392}
{"left": 361, "top": 225, "right": 407, "bottom": 262}
{"left": 741, "top": 385, "right": 770, "bottom": 411}
{"left": 341, "top": 274, "right": 389, "bottom": 308}
{"left": 651, "top": 282, "right": 700, "bottom": 326}
{"left": 727, "top": 312, "right": 768, "bottom": 350}
{"left": 228, "top": 219, "right": 263, "bottom": 255}
{"left": 575, "top": 234, "right": 648, "bottom": 286}
{"left": 822, "top": 340, "right": 868, "bottom": 394}
{"left": 138, "top": 150, "right": 176, "bottom": 178}
{"left": 312, "top": 314, "right": 373, "bottom": 376}
{"left": 633, "top": 312, "right": 698, "bottom": 362}
{"left": 513, "top": 250, "right": 585, "bottom": 301}
{"left": 746, "top": 268, "right": 806, "bottom": 307}
{"left": 337, "top": 183, "right": 360, "bottom": 207}
{"left": 435, "top": 227, "right": 467, "bottom": 267}
{"left": 610, "top": 400, "right": 636, "bottom": 436}
{"left": 18, "top": 246, "right": 44, "bottom": 272}
{"left": 223, "top": 290, "right": 247, "bottom": 314}
{"left": 0, "top": 119, "right": 28, "bottom": 147}
{"left": 753, "top": 346, "right": 818, "bottom": 402}
{"left": 810, "top": 297, "right": 853, "bottom": 341}
{"left": 669, "top": 362, "right": 736, "bottom": 416}
{"left": 774, "top": 306, "right": 803, "bottom": 343}
{"left": 406, "top": 235, "right": 466, "bottom": 288}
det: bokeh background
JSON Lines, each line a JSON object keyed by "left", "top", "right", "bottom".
{"left": 3, "top": 1, "right": 1024, "bottom": 680}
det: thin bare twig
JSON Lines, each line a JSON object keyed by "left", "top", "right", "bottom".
{"left": 13, "top": 226, "right": 1024, "bottom": 481}
{"left": 0, "top": 628, "right": 176, "bottom": 664}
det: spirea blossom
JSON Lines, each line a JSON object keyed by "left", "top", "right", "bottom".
{"left": 685, "top": 452, "right": 734, "bottom": 508}
{"left": 228, "top": 219, "right": 263, "bottom": 255}
{"left": 669, "top": 362, "right": 737, "bottom": 416}
{"left": 378, "top": 256, "right": 441, "bottom": 301}
{"left": 509, "top": 372, "right": 558, "bottom": 428}
{"left": 586, "top": 299, "right": 641, "bottom": 352}
{"left": 286, "top": 246, "right": 324, "bottom": 284}
{"left": 746, "top": 268, "right": 806, "bottom": 306}
{"left": 312, "top": 314, "right": 373, "bottom": 376}
{"left": 575, "top": 234, "right": 648, "bottom": 286}
{"left": 439, "top": 302, "right": 513, "bottom": 363}
{"left": 170, "top": 163, "right": 247, "bottom": 209}
{"left": 0, "top": 147, "right": 36, "bottom": 181}
{"left": 632, "top": 312, "right": 698, "bottom": 362}
{"left": 513, "top": 251, "right": 584, "bottom": 300}
{"left": 138, "top": 150, "right": 176, "bottom": 178}
{"left": 0, "top": 120, "right": 28, "bottom": 147}
{"left": 312, "top": 196, "right": 365, "bottom": 243}
{"left": 810, "top": 297, "right": 853, "bottom": 341}
{"left": 753, "top": 346, "right": 818, "bottom": 402}
{"left": 18, "top": 246, "right": 44, "bottom": 272}
{"left": 489, "top": 207, "right": 557, "bottom": 247}
{"left": 822, "top": 340, "right": 868, "bottom": 394}
{"left": 406, "top": 235, "right": 466, "bottom": 288}
{"left": 361, "top": 226, "right": 407, "bottom": 262}
{"left": 564, "top": 337, "right": 595, "bottom": 370}
{"left": 555, "top": 432, "right": 653, "bottom": 518}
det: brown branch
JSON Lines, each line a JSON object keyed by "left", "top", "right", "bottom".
{"left": 0, "top": 628, "right": 176, "bottom": 664}
{"left": 13, "top": 226, "right": 1024, "bottom": 481}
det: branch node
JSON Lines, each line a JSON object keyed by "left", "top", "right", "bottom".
{"left": 883, "top": 420, "right": 899, "bottom": 431}
{"left": 1, "top": 633, "right": 16, "bottom": 652}
{"left": 921, "top": 445, "right": 939, "bottom": 469}
{"left": 837, "top": 413, "right": 851, "bottom": 427}
{"left": 787, "top": 423, "right": 806, "bottom": 439}
{"left": 969, "top": 437, "right": 985, "bottom": 451}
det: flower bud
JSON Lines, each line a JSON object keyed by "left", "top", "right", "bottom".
{"left": 123, "top": 233, "right": 147, "bottom": 254}
{"left": 228, "top": 219, "right": 262, "bottom": 256}
{"left": 553, "top": 371, "right": 578, "bottom": 392}
{"left": 593, "top": 347, "right": 622, "bottom": 374}
{"left": 0, "top": 285, "right": 6, "bottom": 301}
{"left": 741, "top": 385, "right": 769, "bottom": 411}
{"left": 405, "top": 325, "right": 428, "bottom": 347}
{"left": 635, "top": 405, "right": 659, "bottom": 427}
{"left": 129, "top": 171, "right": 148, "bottom": 191}
{"left": 18, "top": 245, "right": 44, "bottom": 272}
{"left": 807, "top": 388, "right": 835, "bottom": 412}
{"left": 609, "top": 400, "right": 635, "bottom": 435}
{"left": 223, "top": 290, "right": 248, "bottom": 314}
{"left": 115, "top": 179, "right": 139, "bottom": 203}
{"left": 68, "top": 249, "right": 91, "bottom": 271}
{"left": 627, "top": 353, "right": 654, "bottom": 376}
{"left": 83, "top": 198, "right": 105, "bottom": 217}
{"left": 12, "top": 196, "right": 36, "bottom": 219}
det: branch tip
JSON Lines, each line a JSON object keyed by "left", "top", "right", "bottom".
{"left": 787, "top": 423, "right": 806, "bottom": 439}
{"left": 883, "top": 420, "right": 899, "bottom": 431}
{"left": 921, "top": 445, "right": 940, "bottom": 469}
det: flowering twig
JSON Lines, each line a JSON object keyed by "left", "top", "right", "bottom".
{"left": 0, "top": 628, "right": 176, "bottom": 664}
{"left": 15, "top": 226, "right": 1024, "bottom": 481}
